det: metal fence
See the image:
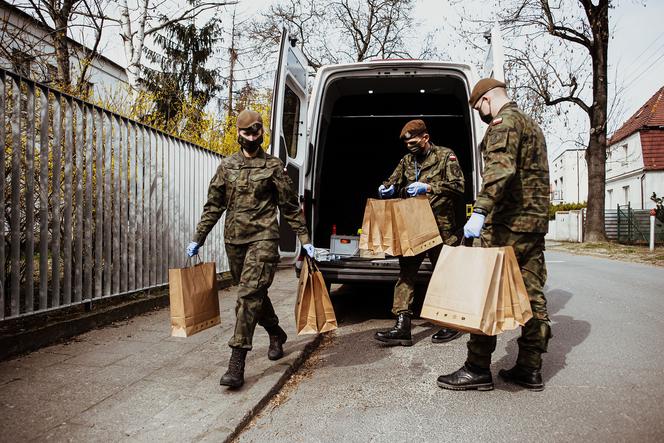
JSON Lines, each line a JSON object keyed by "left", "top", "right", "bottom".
{"left": 1, "top": 68, "right": 228, "bottom": 321}
{"left": 613, "top": 204, "right": 664, "bottom": 244}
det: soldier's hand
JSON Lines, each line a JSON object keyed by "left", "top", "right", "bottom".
{"left": 406, "top": 182, "right": 428, "bottom": 197}
{"left": 303, "top": 244, "right": 315, "bottom": 258}
{"left": 463, "top": 213, "right": 485, "bottom": 238}
{"left": 378, "top": 184, "right": 395, "bottom": 198}
{"left": 186, "top": 241, "right": 200, "bottom": 257}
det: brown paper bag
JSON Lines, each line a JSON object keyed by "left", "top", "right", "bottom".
{"left": 381, "top": 199, "right": 401, "bottom": 256}
{"left": 295, "top": 257, "right": 338, "bottom": 335}
{"left": 168, "top": 260, "right": 220, "bottom": 337}
{"left": 359, "top": 199, "right": 387, "bottom": 258}
{"left": 391, "top": 196, "right": 443, "bottom": 256}
{"left": 421, "top": 245, "right": 532, "bottom": 336}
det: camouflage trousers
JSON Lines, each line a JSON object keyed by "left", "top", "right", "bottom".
{"left": 225, "top": 240, "right": 281, "bottom": 350}
{"left": 391, "top": 230, "right": 459, "bottom": 316}
{"left": 466, "top": 224, "right": 552, "bottom": 370}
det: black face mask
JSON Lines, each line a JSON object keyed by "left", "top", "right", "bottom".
{"left": 406, "top": 138, "right": 426, "bottom": 156}
{"left": 238, "top": 134, "right": 263, "bottom": 154}
{"left": 479, "top": 109, "right": 493, "bottom": 124}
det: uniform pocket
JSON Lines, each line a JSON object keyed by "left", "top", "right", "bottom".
{"left": 486, "top": 129, "right": 510, "bottom": 153}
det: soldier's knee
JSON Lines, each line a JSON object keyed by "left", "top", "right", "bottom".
{"left": 523, "top": 318, "right": 552, "bottom": 352}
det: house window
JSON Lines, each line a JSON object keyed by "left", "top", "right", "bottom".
{"left": 622, "top": 144, "right": 628, "bottom": 166}
{"left": 623, "top": 185, "right": 630, "bottom": 206}
{"left": 607, "top": 149, "right": 612, "bottom": 171}
{"left": 607, "top": 189, "right": 613, "bottom": 208}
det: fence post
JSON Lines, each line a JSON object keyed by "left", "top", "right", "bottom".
{"left": 617, "top": 204, "right": 621, "bottom": 242}
{"left": 628, "top": 202, "right": 632, "bottom": 244}
{"left": 651, "top": 209, "right": 657, "bottom": 251}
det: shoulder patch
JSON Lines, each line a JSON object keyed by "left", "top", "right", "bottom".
{"left": 492, "top": 117, "right": 503, "bottom": 126}
{"left": 449, "top": 154, "right": 457, "bottom": 161}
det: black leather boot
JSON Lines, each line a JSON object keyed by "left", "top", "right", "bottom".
{"left": 437, "top": 363, "right": 494, "bottom": 391}
{"left": 374, "top": 313, "right": 413, "bottom": 346}
{"left": 499, "top": 365, "right": 544, "bottom": 391}
{"left": 266, "top": 325, "right": 287, "bottom": 361}
{"left": 220, "top": 348, "right": 247, "bottom": 388}
{"left": 431, "top": 328, "right": 464, "bottom": 344}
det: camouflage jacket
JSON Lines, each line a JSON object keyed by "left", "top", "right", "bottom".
{"left": 474, "top": 102, "right": 550, "bottom": 233}
{"left": 194, "top": 148, "right": 310, "bottom": 246}
{"left": 383, "top": 144, "right": 465, "bottom": 231}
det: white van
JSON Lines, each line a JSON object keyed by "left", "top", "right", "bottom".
{"left": 269, "top": 30, "right": 490, "bottom": 285}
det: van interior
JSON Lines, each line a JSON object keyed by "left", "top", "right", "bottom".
{"left": 312, "top": 73, "right": 476, "bottom": 249}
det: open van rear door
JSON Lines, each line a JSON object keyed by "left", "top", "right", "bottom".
{"left": 483, "top": 25, "right": 505, "bottom": 81}
{"left": 270, "top": 28, "right": 310, "bottom": 259}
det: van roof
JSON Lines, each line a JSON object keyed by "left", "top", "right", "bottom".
{"left": 316, "top": 59, "right": 476, "bottom": 76}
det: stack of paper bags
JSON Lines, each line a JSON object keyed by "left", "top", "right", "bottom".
{"left": 421, "top": 245, "right": 533, "bottom": 335}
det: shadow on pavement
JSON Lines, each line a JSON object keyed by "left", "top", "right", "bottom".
{"left": 493, "top": 288, "right": 591, "bottom": 389}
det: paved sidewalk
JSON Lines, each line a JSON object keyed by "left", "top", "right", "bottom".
{"left": 0, "top": 268, "right": 318, "bottom": 442}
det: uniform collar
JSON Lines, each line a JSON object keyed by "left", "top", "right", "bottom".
{"left": 414, "top": 143, "right": 437, "bottom": 169}
{"left": 234, "top": 147, "right": 267, "bottom": 168}
{"left": 496, "top": 101, "right": 517, "bottom": 117}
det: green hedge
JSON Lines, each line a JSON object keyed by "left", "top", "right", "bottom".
{"left": 549, "top": 202, "right": 587, "bottom": 220}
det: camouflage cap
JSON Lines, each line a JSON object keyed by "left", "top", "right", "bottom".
{"left": 468, "top": 78, "right": 506, "bottom": 107}
{"left": 400, "top": 119, "right": 427, "bottom": 140}
{"left": 237, "top": 109, "right": 263, "bottom": 129}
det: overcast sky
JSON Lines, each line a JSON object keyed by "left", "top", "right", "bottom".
{"left": 87, "top": 0, "right": 664, "bottom": 155}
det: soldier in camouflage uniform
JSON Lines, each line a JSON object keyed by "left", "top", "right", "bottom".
{"left": 186, "top": 109, "right": 314, "bottom": 389}
{"left": 374, "top": 119, "right": 466, "bottom": 346}
{"left": 437, "top": 78, "right": 552, "bottom": 392}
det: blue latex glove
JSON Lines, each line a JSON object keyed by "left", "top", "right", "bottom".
{"left": 463, "top": 213, "right": 486, "bottom": 238}
{"left": 378, "top": 184, "right": 395, "bottom": 198}
{"left": 406, "top": 182, "right": 428, "bottom": 197}
{"left": 186, "top": 241, "right": 200, "bottom": 257}
{"left": 303, "top": 244, "right": 315, "bottom": 258}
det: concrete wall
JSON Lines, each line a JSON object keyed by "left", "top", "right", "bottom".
{"left": 545, "top": 210, "right": 584, "bottom": 242}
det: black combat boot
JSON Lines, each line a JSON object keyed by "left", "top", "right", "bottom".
{"left": 374, "top": 313, "right": 413, "bottom": 346}
{"left": 220, "top": 348, "right": 247, "bottom": 388}
{"left": 437, "top": 363, "right": 494, "bottom": 391}
{"left": 431, "top": 328, "right": 464, "bottom": 344}
{"left": 499, "top": 365, "right": 544, "bottom": 391}
{"left": 265, "top": 324, "right": 287, "bottom": 361}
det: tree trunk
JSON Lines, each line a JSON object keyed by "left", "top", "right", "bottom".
{"left": 583, "top": 0, "right": 609, "bottom": 242}
{"left": 53, "top": 16, "right": 71, "bottom": 86}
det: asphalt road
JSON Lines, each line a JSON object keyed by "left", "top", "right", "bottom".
{"left": 237, "top": 251, "right": 664, "bottom": 443}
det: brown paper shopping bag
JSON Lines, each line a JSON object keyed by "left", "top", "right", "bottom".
{"left": 421, "top": 245, "right": 534, "bottom": 335}
{"left": 295, "top": 257, "right": 338, "bottom": 335}
{"left": 391, "top": 196, "right": 443, "bottom": 256}
{"left": 381, "top": 199, "right": 401, "bottom": 256}
{"left": 359, "top": 199, "right": 387, "bottom": 258}
{"left": 168, "top": 260, "right": 220, "bottom": 337}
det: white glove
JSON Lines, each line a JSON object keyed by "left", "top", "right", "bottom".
{"left": 303, "top": 244, "right": 315, "bottom": 257}
{"left": 463, "top": 213, "right": 485, "bottom": 238}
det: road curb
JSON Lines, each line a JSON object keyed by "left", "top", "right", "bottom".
{"left": 222, "top": 333, "right": 326, "bottom": 443}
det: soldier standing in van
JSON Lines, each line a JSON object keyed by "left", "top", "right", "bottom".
{"left": 374, "top": 119, "right": 465, "bottom": 346}
{"left": 186, "top": 109, "right": 314, "bottom": 389}
{"left": 437, "top": 79, "right": 551, "bottom": 392}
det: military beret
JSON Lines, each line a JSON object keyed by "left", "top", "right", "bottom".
{"left": 237, "top": 109, "right": 263, "bottom": 129}
{"left": 400, "top": 119, "right": 428, "bottom": 139}
{"left": 468, "top": 78, "right": 506, "bottom": 107}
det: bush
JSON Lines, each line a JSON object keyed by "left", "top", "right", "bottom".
{"left": 549, "top": 202, "right": 587, "bottom": 220}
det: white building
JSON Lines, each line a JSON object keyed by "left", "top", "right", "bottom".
{"left": 550, "top": 149, "right": 588, "bottom": 204}
{"left": 0, "top": 0, "right": 128, "bottom": 97}
{"left": 606, "top": 85, "right": 664, "bottom": 210}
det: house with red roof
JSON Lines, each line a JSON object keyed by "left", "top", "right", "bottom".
{"left": 606, "top": 86, "right": 664, "bottom": 210}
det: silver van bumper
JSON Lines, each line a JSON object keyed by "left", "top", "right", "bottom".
{"left": 295, "top": 257, "right": 434, "bottom": 284}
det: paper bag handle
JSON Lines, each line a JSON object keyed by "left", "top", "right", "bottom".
{"left": 185, "top": 255, "right": 203, "bottom": 268}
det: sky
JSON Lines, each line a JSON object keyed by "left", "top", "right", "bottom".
{"left": 61, "top": 0, "right": 664, "bottom": 158}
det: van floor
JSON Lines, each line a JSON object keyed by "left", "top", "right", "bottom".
{"left": 313, "top": 92, "right": 474, "bottom": 248}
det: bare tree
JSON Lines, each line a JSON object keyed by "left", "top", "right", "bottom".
{"left": 8, "top": 0, "right": 106, "bottom": 93}
{"left": 455, "top": 0, "right": 611, "bottom": 241}
{"left": 96, "top": 0, "right": 237, "bottom": 89}
{"left": 250, "top": 0, "right": 417, "bottom": 70}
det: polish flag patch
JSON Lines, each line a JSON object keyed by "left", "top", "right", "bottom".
{"left": 449, "top": 154, "right": 457, "bottom": 161}
{"left": 492, "top": 117, "right": 503, "bottom": 125}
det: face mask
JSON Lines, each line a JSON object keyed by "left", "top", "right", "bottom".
{"left": 478, "top": 98, "right": 493, "bottom": 124}
{"left": 238, "top": 134, "right": 263, "bottom": 154}
{"left": 406, "top": 138, "right": 425, "bottom": 156}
